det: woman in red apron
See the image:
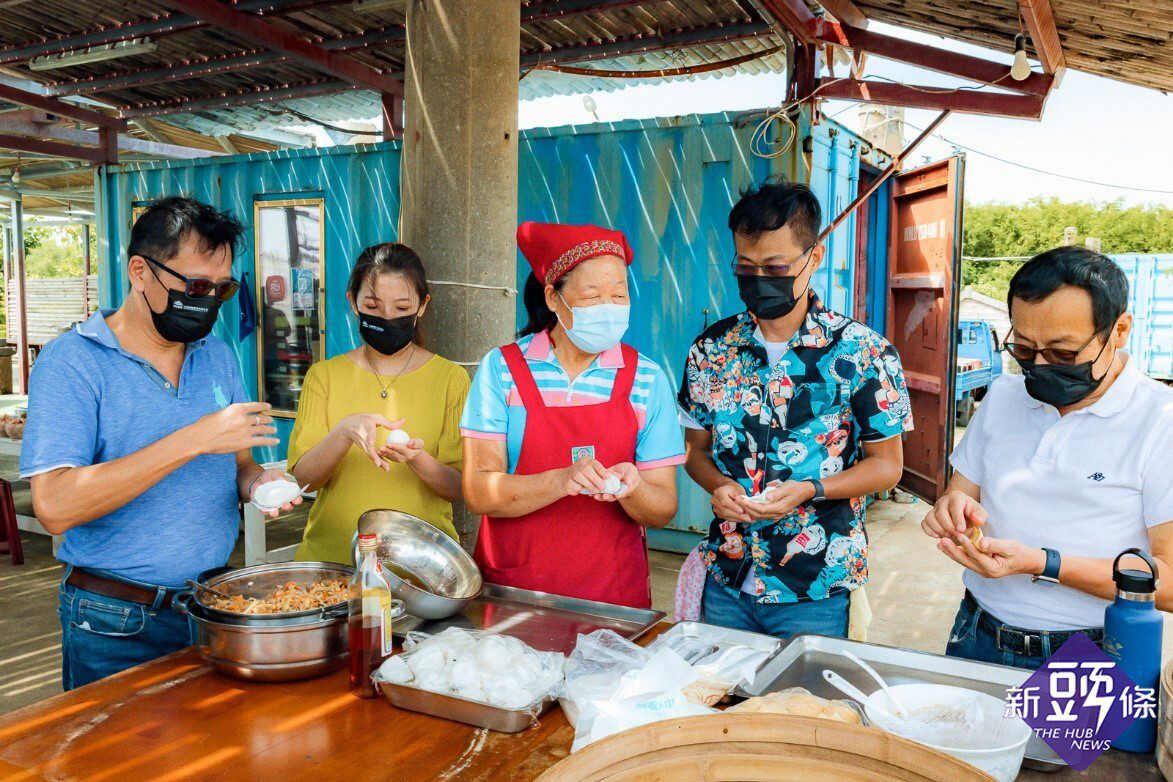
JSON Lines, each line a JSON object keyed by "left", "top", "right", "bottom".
{"left": 461, "top": 222, "right": 685, "bottom": 609}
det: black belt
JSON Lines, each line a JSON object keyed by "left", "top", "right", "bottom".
{"left": 65, "top": 567, "right": 177, "bottom": 610}
{"left": 964, "top": 591, "right": 1103, "bottom": 658}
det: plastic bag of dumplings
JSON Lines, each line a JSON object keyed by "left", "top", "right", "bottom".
{"left": 371, "top": 627, "right": 565, "bottom": 711}
{"left": 558, "top": 630, "right": 719, "bottom": 753}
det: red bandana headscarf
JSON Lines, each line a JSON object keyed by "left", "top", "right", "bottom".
{"left": 517, "top": 221, "right": 633, "bottom": 287}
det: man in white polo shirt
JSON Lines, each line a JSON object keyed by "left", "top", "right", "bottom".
{"left": 922, "top": 246, "right": 1172, "bottom": 670}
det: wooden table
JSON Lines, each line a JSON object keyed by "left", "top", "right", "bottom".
{"left": 0, "top": 643, "right": 1162, "bottom": 781}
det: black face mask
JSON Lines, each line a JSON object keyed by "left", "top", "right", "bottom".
{"left": 359, "top": 313, "right": 416, "bottom": 355}
{"left": 737, "top": 274, "right": 809, "bottom": 320}
{"left": 144, "top": 288, "right": 222, "bottom": 344}
{"left": 1017, "top": 340, "right": 1113, "bottom": 408}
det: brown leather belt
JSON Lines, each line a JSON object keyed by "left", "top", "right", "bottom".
{"left": 65, "top": 567, "right": 176, "bottom": 610}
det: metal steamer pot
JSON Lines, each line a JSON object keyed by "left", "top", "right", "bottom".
{"left": 175, "top": 561, "right": 354, "bottom": 683}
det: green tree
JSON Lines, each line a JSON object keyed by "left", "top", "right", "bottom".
{"left": 20, "top": 222, "right": 97, "bottom": 279}
{"left": 962, "top": 198, "right": 1173, "bottom": 301}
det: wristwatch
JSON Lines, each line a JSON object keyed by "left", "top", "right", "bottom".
{"left": 806, "top": 479, "right": 826, "bottom": 502}
{"left": 1031, "top": 547, "right": 1061, "bottom": 585}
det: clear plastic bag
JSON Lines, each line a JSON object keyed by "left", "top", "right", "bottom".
{"left": 646, "top": 627, "right": 773, "bottom": 692}
{"left": 558, "top": 630, "right": 718, "bottom": 753}
{"left": 372, "top": 627, "right": 565, "bottom": 711}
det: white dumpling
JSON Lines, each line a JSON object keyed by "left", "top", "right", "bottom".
{"left": 482, "top": 676, "right": 534, "bottom": 710}
{"left": 449, "top": 657, "right": 483, "bottom": 692}
{"left": 432, "top": 627, "right": 477, "bottom": 650}
{"left": 376, "top": 654, "right": 413, "bottom": 684}
{"left": 407, "top": 643, "right": 448, "bottom": 676}
{"left": 413, "top": 671, "right": 449, "bottom": 693}
{"left": 451, "top": 682, "right": 488, "bottom": 703}
{"left": 475, "top": 634, "right": 522, "bottom": 674}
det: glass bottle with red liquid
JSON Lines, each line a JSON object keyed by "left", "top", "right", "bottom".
{"left": 348, "top": 533, "right": 402, "bottom": 698}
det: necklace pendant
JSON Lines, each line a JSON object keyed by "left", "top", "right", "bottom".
{"left": 380, "top": 390, "right": 388, "bottom": 399}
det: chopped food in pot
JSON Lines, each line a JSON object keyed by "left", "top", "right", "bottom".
{"left": 205, "top": 578, "right": 349, "bottom": 614}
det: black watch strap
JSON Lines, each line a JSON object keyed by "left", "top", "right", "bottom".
{"left": 808, "top": 478, "right": 825, "bottom": 502}
{"left": 1032, "top": 547, "right": 1061, "bottom": 585}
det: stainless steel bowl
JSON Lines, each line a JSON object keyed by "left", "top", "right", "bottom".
{"left": 175, "top": 593, "right": 349, "bottom": 682}
{"left": 191, "top": 561, "right": 354, "bottom": 626}
{"left": 356, "top": 510, "right": 482, "bottom": 620}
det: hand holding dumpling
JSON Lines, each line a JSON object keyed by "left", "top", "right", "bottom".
{"left": 378, "top": 427, "right": 425, "bottom": 464}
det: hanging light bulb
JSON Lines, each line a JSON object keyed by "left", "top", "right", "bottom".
{"left": 1010, "top": 34, "right": 1032, "bottom": 81}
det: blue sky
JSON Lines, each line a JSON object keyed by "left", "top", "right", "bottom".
{"left": 518, "top": 22, "right": 1173, "bottom": 208}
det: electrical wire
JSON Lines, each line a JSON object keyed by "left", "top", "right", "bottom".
{"left": 261, "top": 106, "right": 379, "bottom": 136}
{"left": 748, "top": 79, "right": 843, "bottom": 173}
{"left": 525, "top": 44, "right": 785, "bottom": 80}
{"left": 901, "top": 120, "right": 1173, "bottom": 195}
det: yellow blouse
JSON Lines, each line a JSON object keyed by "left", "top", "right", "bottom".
{"left": 288, "top": 352, "right": 470, "bottom": 565}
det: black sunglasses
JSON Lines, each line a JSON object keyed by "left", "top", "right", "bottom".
{"left": 142, "top": 255, "right": 240, "bottom": 302}
{"left": 1003, "top": 330, "right": 1109, "bottom": 366}
{"left": 731, "top": 246, "right": 815, "bottom": 278}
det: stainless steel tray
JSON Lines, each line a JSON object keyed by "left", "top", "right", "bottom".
{"left": 746, "top": 634, "right": 1065, "bottom": 773}
{"left": 378, "top": 681, "right": 555, "bottom": 733}
{"left": 395, "top": 583, "right": 666, "bottom": 655}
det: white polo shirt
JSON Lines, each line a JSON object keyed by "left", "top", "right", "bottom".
{"left": 950, "top": 355, "right": 1173, "bottom": 631}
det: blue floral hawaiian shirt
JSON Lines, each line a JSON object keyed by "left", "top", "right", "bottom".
{"left": 678, "top": 294, "right": 913, "bottom": 604}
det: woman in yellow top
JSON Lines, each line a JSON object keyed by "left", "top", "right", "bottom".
{"left": 288, "top": 242, "right": 470, "bottom": 564}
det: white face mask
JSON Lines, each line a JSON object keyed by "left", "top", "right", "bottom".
{"left": 557, "top": 293, "right": 630, "bottom": 354}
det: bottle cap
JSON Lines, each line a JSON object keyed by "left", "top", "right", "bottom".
{"left": 1112, "top": 548, "right": 1158, "bottom": 594}
{"left": 357, "top": 533, "right": 379, "bottom": 554}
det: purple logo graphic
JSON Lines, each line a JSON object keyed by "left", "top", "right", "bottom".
{"left": 1005, "top": 633, "right": 1156, "bottom": 771}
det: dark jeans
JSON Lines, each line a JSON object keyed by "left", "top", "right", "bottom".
{"left": 945, "top": 596, "right": 1083, "bottom": 671}
{"left": 702, "top": 575, "right": 849, "bottom": 640}
{"left": 58, "top": 565, "right": 194, "bottom": 691}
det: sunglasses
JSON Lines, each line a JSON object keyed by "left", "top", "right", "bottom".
{"left": 731, "top": 246, "right": 815, "bottom": 278}
{"left": 142, "top": 255, "right": 240, "bottom": 302}
{"left": 1003, "top": 330, "right": 1109, "bottom": 366}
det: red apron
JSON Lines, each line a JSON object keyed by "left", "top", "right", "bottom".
{"left": 473, "top": 340, "right": 652, "bottom": 609}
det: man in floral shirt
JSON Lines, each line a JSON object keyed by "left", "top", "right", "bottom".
{"left": 679, "top": 179, "right": 913, "bottom": 638}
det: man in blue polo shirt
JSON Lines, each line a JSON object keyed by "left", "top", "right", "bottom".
{"left": 21, "top": 197, "right": 298, "bottom": 690}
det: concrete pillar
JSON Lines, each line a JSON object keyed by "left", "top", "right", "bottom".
{"left": 400, "top": 0, "right": 520, "bottom": 546}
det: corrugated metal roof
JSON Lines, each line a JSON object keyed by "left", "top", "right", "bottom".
{"left": 0, "top": 0, "right": 1167, "bottom": 148}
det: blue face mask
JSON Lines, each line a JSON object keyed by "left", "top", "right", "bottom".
{"left": 557, "top": 294, "right": 630, "bottom": 354}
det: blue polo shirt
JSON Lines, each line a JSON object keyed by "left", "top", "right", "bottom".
{"left": 20, "top": 310, "right": 247, "bottom": 587}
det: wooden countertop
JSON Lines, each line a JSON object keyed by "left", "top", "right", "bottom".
{"left": 0, "top": 635, "right": 1162, "bottom": 781}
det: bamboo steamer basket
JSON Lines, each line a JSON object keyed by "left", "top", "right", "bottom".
{"left": 1159, "top": 661, "right": 1173, "bottom": 781}
{"left": 537, "top": 714, "right": 995, "bottom": 782}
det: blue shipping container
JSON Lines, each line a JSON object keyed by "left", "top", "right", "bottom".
{"left": 98, "top": 109, "right": 891, "bottom": 550}
{"left": 1113, "top": 254, "right": 1173, "bottom": 381}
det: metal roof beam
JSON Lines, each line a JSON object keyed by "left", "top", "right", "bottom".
{"left": 519, "top": 21, "right": 773, "bottom": 67}
{"left": 122, "top": 20, "right": 774, "bottom": 118}
{"left": 817, "top": 78, "right": 1045, "bottom": 118}
{"left": 0, "top": 115, "right": 220, "bottom": 158}
{"left": 0, "top": 82, "right": 124, "bottom": 129}
{"left": 0, "top": 132, "right": 107, "bottom": 163}
{"left": 520, "top": 0, "right": 661, "bottom": 23}
{"left": 50, "top": 1, "right": 658, "bottom": 96}
{"left": 751, "top": 0, "right": 819, "bottom": 45}
{"left": 0, "top": 0, "right": 348, "bottom": 66}
{"left": 819, "top": 23, "right": 1053, "bottom": 96}
{"left": 1018, "top": 0, "right": 1066, "bottom": 80}
{"left": 48, "top": 25, "right": 405, "bottom": 97}
{"left": 815, "top": 0, "right": 867, "bottom": 29}
{"left": 158, "top": 0, "right": 403, "bottom": 96}
{"left": 122, "top": 79, "right": 355, "bottom": 118}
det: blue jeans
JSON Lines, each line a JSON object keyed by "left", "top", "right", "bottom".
{"left": 944, "top": 597, "right": 1054, "bottom": 670}
{"left": 58, "top": 566, "right": 195, "bottom": 691}
{"left": 702, "top": 575, "right": 849, "bottom": 640}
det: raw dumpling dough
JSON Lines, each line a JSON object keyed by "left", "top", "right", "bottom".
{"left": 376, "top": 654, "right": 413, "bottom": 684}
